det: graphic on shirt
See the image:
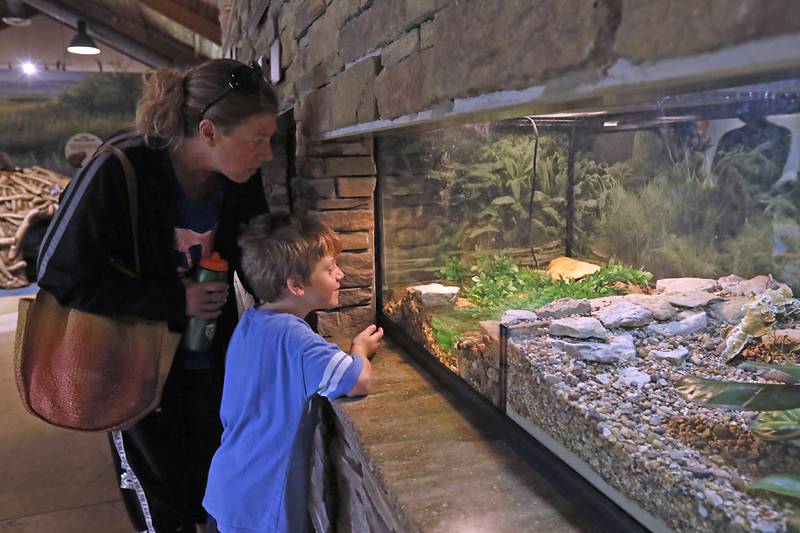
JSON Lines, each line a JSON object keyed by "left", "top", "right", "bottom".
{"left": 174, "top": 226, "right": 216, "bottom": 275}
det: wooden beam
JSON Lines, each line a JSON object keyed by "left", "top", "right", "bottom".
{"left": 139, "top": 0, "right": 220, "bottom": 45}
{"left": 31, "top": 0, "right": 203, "bottom": 65}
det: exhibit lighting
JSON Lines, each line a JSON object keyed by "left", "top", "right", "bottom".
{"left": 20, "top": 61, "right": 37, "bottom": 76}
{"left": 67, "top": 20, "right": 100, "bottom": 55}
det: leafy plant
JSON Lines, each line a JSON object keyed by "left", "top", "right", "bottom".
{"left": 438, "top": 256, "right": 467, "bottom": 283}
{"left": 431, "top": 316, "right": 461, "bottom": 353}
{"left": 676, "top": 363, "right": 800, "bottom": 501}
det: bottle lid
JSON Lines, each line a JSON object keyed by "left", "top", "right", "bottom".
{"left": 199, "top": 252, "right": 228, "bottom": 272}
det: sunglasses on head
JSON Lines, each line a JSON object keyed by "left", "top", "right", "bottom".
{"left": 198, "top": 63, "right": 264, "bottom": 120}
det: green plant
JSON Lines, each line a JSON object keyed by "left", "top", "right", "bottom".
{"left": 438, "top": 256, "right": 467, "bottom": 283}
{"left": 431, "top": 316, "right": 461, "bottom": 353}
{"left": 676, "top": 363, "right": 800, "bottom": 500}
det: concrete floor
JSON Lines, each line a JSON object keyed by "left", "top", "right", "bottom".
{"left": 0, "top": 295, "right": 130, "bottom": 533}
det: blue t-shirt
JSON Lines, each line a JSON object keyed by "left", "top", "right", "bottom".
{"left": 203, "top": 308, "right": 364, "bottom": 533}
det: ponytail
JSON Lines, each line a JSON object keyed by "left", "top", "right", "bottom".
{"left": 135, "top": 68, "right": 187, "bottom": 148}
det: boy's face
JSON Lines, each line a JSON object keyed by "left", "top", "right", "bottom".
{"left": 304, "top": 255, "right": 344, "bottom": 310}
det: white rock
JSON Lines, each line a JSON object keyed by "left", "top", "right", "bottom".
{"left": 408, "top": 283, "right": 460, "bottom": 307}
{"left": 500, "top": 309, "right": 538, "bottom": 326}
{"left": 656, "top": 277, "right": 719, "bottom": 293}
{"left": 550, "top": 316, "right": 610, "bottom": 340}
{"left": 646, "top": 311, "right": 708, "bottom": 337}
{"left": 661, "top": 291, "right": 721, "bottom": 308}
{"left": 649, "top": 346, "right": 689, "bottom": 365}
{"left": 596, "top": 373, "right": 611, "bottom": 385}
{"left": 589, "top": 295, "right": 625, "bottom": 311}
{"left": 623, "top": 294, "right": 678, "bottom": 321}
{"left": 596, "top": 300, "right": 654, "bottom": 328}
{"left": 548, "top": 334, "right": 636, "bottom": 364}
{"left": 618, "top": 367, "right": 651, "bottom": 388}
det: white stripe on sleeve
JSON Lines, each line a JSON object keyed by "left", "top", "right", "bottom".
{"left": 317, "top": 350, "right": 347, "bottom": 392}
{"left": 321, "top": 355, "right": 354, "bottom": 397}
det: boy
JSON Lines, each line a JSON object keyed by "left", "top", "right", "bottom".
{"left": 203, "top": 214, "right": 383, "bottom": 533}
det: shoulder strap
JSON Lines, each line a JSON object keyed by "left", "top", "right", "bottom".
{"left": 96, "top": 143, "right": 141, "bottom": 278}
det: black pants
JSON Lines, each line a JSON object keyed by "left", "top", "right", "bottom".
{"left": 108, "top": 366, "right": 223, "bottom": 533}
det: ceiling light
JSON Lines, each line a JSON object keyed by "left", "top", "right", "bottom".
{"left": 20, "top": 61, "right": 37, "bottom": 76}
{"left": 67, "top": 20, "right": 100, "bottom": 55}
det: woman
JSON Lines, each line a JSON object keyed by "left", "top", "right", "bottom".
{"left": 36, "top": 59, "right": 278, "bottom": 532}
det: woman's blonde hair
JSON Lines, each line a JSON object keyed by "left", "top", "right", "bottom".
{"left": 135, "top": 58, "right": 278, "bottom": 148}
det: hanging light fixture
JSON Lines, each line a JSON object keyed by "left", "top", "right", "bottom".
{"left": 67, "top": 20, "right": 100, "bottom": 55}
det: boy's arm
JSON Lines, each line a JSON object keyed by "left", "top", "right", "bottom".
{"left": 346, "top": 325, "right": 383, "bottom": 397}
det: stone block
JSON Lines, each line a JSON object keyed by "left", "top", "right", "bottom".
{"left": 294, "top": 0, "right": 327, "bottom": 39}
{"left": 338, "top": 231, "right": 371, "bottom": 251}
{"left": 375, "top": 48, "right": 437, "bottom": 119}
{"left": 431, "top": 0, "right": 601, "bottom": 101}
{"left": 325, "top": 156, "right": 376, "bottom": 177}
{"left": 381, "top": 28, "right": 419, "bottom": 67}
{"left": 338, "top": 251, "right": 374, "bottom": 288}
{"left": 329, "top": 57, "right": 380, "bottom": 129}
{"left": 420, "top": 19, "right": 434, "bottom": 49}
{"left": 296, "top": 157, "right": 325, "bottom": 178}
{"left": 613, "top": 0, "right": 800, "bottom": 64}
{"left": 316, "top": 310, "right": 341, "bottom": 337}
{"left": 335, "top": 0, "right": 371, "bottom": 28}
{"left": 303, "top": 6, "right": 339, "bottom": 69}
{"left": 340, "top": 304, "right": 376, "bottom": 329}
{"left": 311, "top": 209, "right": 374, "bottom": 231}
{"left": 337, "top": 177, "right": 376, "bottom": 197}
{"left": 292, "top": 177, "right": 336, "bottom": 199}
{"left": 338, "top": 287, "right": 372, "bottom": 307}
{"left": 308, "top": 138, "right": 373, "bottom": 157}
{"left": 310, "top": 198, "right": 372, "bottom": 211}
{"left": 298, "top": 84, "right": 333, "bottom": 135}
{"left": 297, "top": 52, "right": 344, "bottom": 95}
{"left": 338, "top": 0, "right": 444, "bottom": 63}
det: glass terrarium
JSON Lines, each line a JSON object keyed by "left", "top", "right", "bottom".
{"left": 377, "top": 78, "right": 800, "bottom": 532}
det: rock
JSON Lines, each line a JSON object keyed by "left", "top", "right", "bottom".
{"left": 589, "top": 295, "right": 626, "bottom": 311}
{"left": 764, "top": 328, "right": 800, "bottom": 349}
{"left": 547, "top": 256, "right": 601, "bottom": 281}
{"left": 661, "top": 291, "right": 721, "bottom": 308}
{"left": 549, "top": 334, "right": 636, "bottom": 364}
{"left": 500, "top": 309, "right": 538, "bottom": 326}
{"left": 618, "top": 367, "right": 651, "bottom": 388}
{"left": 550, "top": 316, "right": 610, "bottom": 339}
{"left": 596, "top": 300, "right": 654, "bottom": 328}
{"left": 595, "top": 373, "right": 611, "bottom": 385}
{"left": 456, "top": 297, "right": 475, "bottom": 308}
{"left": 409, "top": 283, "right": 460, "bottom": 306}
{"left": 650, "top": 346, "right": 689, "bottom": 365}
{"left": 623, "top": 294, "right": 678, "bottom": 321}
{"left": 537, "top": 298, "right": 591, "bottom": 319}
{"left": 717, "top": 274, "right": 746, "bottom": 292}
{"left": 479, "top": 320, "right": 500, "bottom": 341}
{"left": 709, "top": 297, "right": 749, "bottom": 324}
{"left": 646, "top": 311, "right": 708, "bottom": 336}
{"left": 722, "top": 274, "right": 791, "bottom": 297}
{"left": 656, "top": 277, "right": 718, "bottom": 293}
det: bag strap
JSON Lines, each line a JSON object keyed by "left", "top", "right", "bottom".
{"left": 96, "top": 143, "right": 141, "bottom": 278}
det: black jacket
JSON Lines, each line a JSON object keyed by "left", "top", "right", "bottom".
{"left": 37, "top": 133, "right": 268, "bottom": 363}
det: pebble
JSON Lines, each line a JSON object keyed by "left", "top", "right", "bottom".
{"left": 698, "top": 504, "right": 709, "bottom": 518}
{"left": 649, "top": 415, "right": 662, "bottom": 425}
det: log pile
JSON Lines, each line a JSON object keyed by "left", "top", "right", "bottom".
{"left": 0, "top": 166, "right": 68, "bottom": 289}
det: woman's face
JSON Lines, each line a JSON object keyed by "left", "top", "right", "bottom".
{"left": 211, "top": 112, "right": 277, "bottom": 183}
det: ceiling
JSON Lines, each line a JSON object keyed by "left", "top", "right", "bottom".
{"left": 0, "top": 0, "right": 223, "bottom": 68}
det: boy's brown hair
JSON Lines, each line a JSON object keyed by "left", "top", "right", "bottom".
{"left": 239, "top": 214, "right": 342, "bottom": 303}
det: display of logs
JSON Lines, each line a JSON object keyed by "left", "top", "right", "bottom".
{"left": 0, "top": 167, "right": 68, "bottom": 289}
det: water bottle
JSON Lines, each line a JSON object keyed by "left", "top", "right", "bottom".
{"left": 183, "top": 252, "right": 229, "bottom": 352}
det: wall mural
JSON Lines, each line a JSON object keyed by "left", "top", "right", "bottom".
{"left": 0, "top": 71, "right": 142, "bottom": 288}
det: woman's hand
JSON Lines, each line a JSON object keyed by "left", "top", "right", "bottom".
{"left": 182, "top": 278, "right": 229, "bottom": 318}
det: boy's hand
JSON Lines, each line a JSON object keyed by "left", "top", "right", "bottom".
{"left": 183, "top": 278, "right": 229, "bottom": 318}
{"left": 351, "top": 324, "right": 383, "bottom": 358}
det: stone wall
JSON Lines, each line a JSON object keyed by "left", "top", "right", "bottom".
{"left": 295, "top": 135, "right": 377, "bottom": 336}
{"left": 224, "top": 0, "right": 800, "bottom": 134}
